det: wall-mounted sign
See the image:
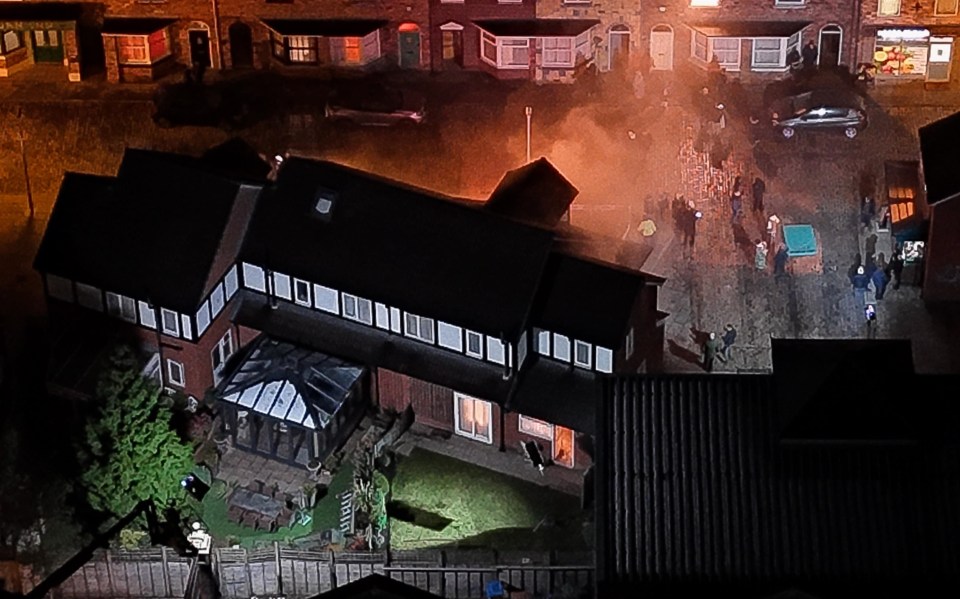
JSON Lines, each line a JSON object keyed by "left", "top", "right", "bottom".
{"left": 877, "top": 29, "right": 931, "bottom": 42}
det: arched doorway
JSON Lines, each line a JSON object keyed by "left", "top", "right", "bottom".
{"left": 229, "top": 22, "right": 253, "bottom": 68}
{"left": 650, "top": 24, "right": 674, "bottom": 70}
{"left": 439, "top": 22, "right": 463, "bottom": 68}
{"left": 819, "top": 25, "right": 842, "bottom": 67}
{"left": 608, "top": 24, "right": 630, "bottom": 72}
{"left": 398, "top": 22, "right": 421, "bottom": 68}
{"left": 187, "top": 22, "right": 212, "bottom": 68}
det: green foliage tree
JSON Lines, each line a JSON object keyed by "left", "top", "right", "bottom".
{"left": 80, "top": 346, "right": 195, "bottom": 519}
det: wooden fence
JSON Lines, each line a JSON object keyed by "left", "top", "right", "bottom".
{"left": 42, "top": 547, "right": 593, "bottom": 599}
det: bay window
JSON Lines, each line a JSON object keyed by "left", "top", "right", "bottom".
{"left": 752, "top": 38, "right": 785, "bottom": 69}
{"left": 480, "top": 31, "right": 530, "bottom": 69}
{"left": 114, "top": 28, "right": 172, "bottom": 65}
{"left": 542, "top": 37, "right": 573, "bottom": 67}
{"left": 289, "top": 36, "right": 317, "bottom": 64}
{"left": 692, "top": 31, "right": 708, "bottom": 62}
{"left": 710, "top": 38, "right": 741, "bottom": 70}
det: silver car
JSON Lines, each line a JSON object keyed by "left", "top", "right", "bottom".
{"left": 769, "top": 89, "right": 867, "bottom": 139}
{"left": 324, "top": 84, "right": 426, "bottom": 126}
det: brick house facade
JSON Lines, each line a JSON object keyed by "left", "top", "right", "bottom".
{"left": 428, "top": 0, "right": 536, "bottom": 75}
{"left": 536, "top": 0, "right": 642, "bottom": 74}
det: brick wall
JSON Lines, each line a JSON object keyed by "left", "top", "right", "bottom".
{"left": 429, "top": 0, "right": 535, "bottom": 70}
{"left": 501, "top": 412, "right": 592, "bottom": 473}
{"left": 536, "top": 0, "right": 642, "bottom": 72}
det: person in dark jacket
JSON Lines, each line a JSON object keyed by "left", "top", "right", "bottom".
{"left": 801, "top": 41, "right": 818, "bottom": 69}
{"left": 886, "top": 251, "right": 905, "bottom": 289}
{"left": 774, "top": 245, "right": 789, "bottom": 281}
{"left": 702, "top": 332, "right": 722, "bottom": 372}
{"left": 752, "top": 177, "right": 766, "bottom": 212}
{"left": 718, "top": 324, "right": 737, "bottom": 362}
{"left": 847, "top": 253, "right": 862, "bottom": 284}
{"left": 872, "top": 266, "right": 888, "bottom": 300}
{"left": 852, "top": 266, "right": 870, "bottom": 307}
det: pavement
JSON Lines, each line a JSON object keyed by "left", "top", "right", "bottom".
{"left": 1, "top": 64, "right": 959, "bottom": 382}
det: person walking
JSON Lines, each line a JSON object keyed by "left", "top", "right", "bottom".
{"left": 774, "top": 245, "right": 789, "bottom": 280}
{"left": 872, "top": 266, "right": 888, "bottom": 300}
{"left": 886, "top": 251, "right": 904, "bottom": 289}
{"left": 718, "top": 325, "right": 737, "bottom": 362}
{"left": 702, "top": 332, "right": 722, "bottom": 372}
{"left": 801, "top": 41, "right": 818, "bottom": 69}
{"left": 731, "top": 190, "right": 743, "bottom": 223}
{"left": 755, "top": 240, "right": 769, "bottom": 271}
{"left": 852, "top": 266, "right": 870, "bottom": 308}
{"left": 860, "top": 196, "right": 876, "bottom": 231}
{"left": 847, "top": 253, "right": 862, "bottom": 285}
{"left": 752, "top": 177, "right": 766, "bottom": 212}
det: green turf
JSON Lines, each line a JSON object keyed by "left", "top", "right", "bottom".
{"left": 388, "top": 448, "right": 585, "bottom": 551}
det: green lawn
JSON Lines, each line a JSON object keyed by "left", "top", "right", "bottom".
{"left": 201, "top": 466, "right": 355, "bottom": 548}
{"left": 388, "top": 448, "right": 586, "bottom": 551}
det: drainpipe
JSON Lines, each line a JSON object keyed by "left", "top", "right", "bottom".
{"left": 211, "top": 0, "right": 223, "bottom": 69}
{"left": 853, "top": 0, "right": 863, "bottom": 72}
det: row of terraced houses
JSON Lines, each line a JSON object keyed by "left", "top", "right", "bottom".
{"left": 1, "top": 0, "right": 960, "bottom": 87}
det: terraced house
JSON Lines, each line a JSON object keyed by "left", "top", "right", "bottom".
{"left": 34, "top": 145, "right": 667, "bottom": 490}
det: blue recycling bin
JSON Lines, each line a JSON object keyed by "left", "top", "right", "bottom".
{"left": 782, "top": 224, "right": 818, "bottom": 258}
{"left": 485, "top": 579, "right": 506, "bottom": 598}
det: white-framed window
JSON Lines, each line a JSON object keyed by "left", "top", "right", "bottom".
{"left": 542, "top": 37, "right": 574, "bottom": 67}
{"left": 180, "top": 315, "right": 193, "bottom": 341}
{"left": 166, "top": 359, "right": 185, "bottom": 388}
{"left": 775, "top": 0, "right": 805, "bottom": 5}
{"left": 690, "top": 0, "right": 720, "bottom": 6}
{"left": 752, "top": 38, "right": 786, "bottom": 69}
{"left": 293, "top": 278, "right": 311, "bottom": 306}
{"left": 710, "top": 37, "right": 741, "bottom": 69}
{"left": 480, "top": 31, "right": 530, "bottom": 69}
{"left": 878, "top": 0, "right": 901, "bottom": 15}
{"left": 342, "top": 293, "right": 373, "bottom": 325}
{"left": 438, "top": 322, "right": 463, "bottom": 352}
{"left": 936, "top": 0, "right": 959, "bottom": 14}
{"left": 287, "top": 35, "right": 318, "bottom": 63}
{"left": 107, "top": 292, "right": 138, "bottom": 322}
{"left": 389, "top": 307, "right": 402, "bottom": 333}
{"left": 692, "top": 30, "right": 708, "bottom": 62}
{"left": 161, "top": 308, "right": 180, "bottom": 337}
{"left": 1, "top": 31, "right": 22, "bottom": 54}
{"left": 788, "top": 31, "right": 801, "bottom": 60}
{"left": 466, "top": 330, "right": 484, "bottom": 358}
{"left": 138, "top": 301, "right": 156, "bottom": 329}
{"left": 574, "top": 340, "right": 592, "bottom": 368}
{"left": 596, "top": 347, "right": 614, "bottom": 373}
{"left": 212, "top": 329, "right": 234, "bottom": 376}
{"left": 210, "top": 283, "right": 225, "bottom": 318}
{"left": 625, "top": 328, "right": 635, "bottom": 359}
{"left": 224, "top": 266, "right": 239, "bottom": 299}
{"left": 242, "top": 263, "right": 266, "bottom": 292}
{"left": 313, "top": 284, "right": 339, "bottom": 314}
{"left": 272, "top": 272, "right": 291, "bottom": 300}
{"left": 404, "top": 312, "right": 435, "bottom": 344}
{"left": 46, "top": 274, "right": 74, "bottom": 302}
{"left": 536, "top": 329, "right": 550, "bottom": 356}
{"left": 76, "top": 283, "right": 103, "bottom": 311}
{"left": 517, "top": 330, "right": 528, "bottom": 367}
{"left": 375, "top": 302, "right": 390, "bottom": 330}
{"left": 553, "top": 334, "right": 571, "bottom": 362}
{"left": 499, "top": 0, "right": 523, "bottom": 3}
{"left": 486, "top": 337, "right": 506, "bottom": 365}
{"left": 196, "top": 302, "right": 211, "bottom": 336}
{"left": 518, "top": 414, "right": 553, "bottom": 439}
{"left": 454, "top": 393, "right": 493, "bottom": 444}
{"left": 563, "top": 0, "right": 591, "bottom": 4}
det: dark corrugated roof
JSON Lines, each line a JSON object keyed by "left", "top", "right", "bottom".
{"left": 485, "top": 158, "right": 579, "bottom": 229}
{"left": 34, "top": 150, "right": 247, "bottom": 313}
{"left": 310, "top": 573, "right": 443, "bottom": 598}
{"left": 240, "top": 158, "right": 555, "bottom": 340}
{"left": 919, "top": 110, "right": 960, "bottom": 204}
{"left": 531, "top": 254, "right": 645, "bottom": 348}
{"left": 474, "top": 19, "right": 600, "bottom": 37}
{"left": 690, "top": 21, "right": 811, "bottom": 38}
{"left": 261, "top": 19, "right": 387, "bottom": 37}
{"left": 597, "top": 375, "right": 960, "bottom": 595}
{"left": 102, "top": 18, "right": 176, "bottom": 35}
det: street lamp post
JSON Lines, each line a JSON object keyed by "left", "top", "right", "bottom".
{"left": 16, "top": 108, "right": 35, "bottom": 219}
{"left": 525, "top": 105, "right": 533, "bottom": 163}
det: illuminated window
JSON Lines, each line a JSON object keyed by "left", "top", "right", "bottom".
{"left": 1, "top": 31, "right": 22, "bottom": 54}
{"left": 466, "top": 330, "right": 484, "bottom": 358}
{"left": 344, "top": 37, "right": 361, "bottom": 64}
{"left": 117, "top": 36, "right": 149, "bottom": 64}
{"left": 288, "top": 36, "right": 317, "bottom": 63}
{"left": 454, "top": 393, "right": 492, "bottom": 443}
{"left": 690, "top": 0, "right": 720, "bottom": 6}
{"left": 518, "top": 415, "right": 552, "bottom": 439}
{"left": 878, "top": 0, "right": 901, "bottom": 15}
{"left": 480, "top": 32, "right": 529, "bottom": 69}
{"left": 148, "top": 29, "right": 171, "bottom": 60}
{"left": 936, "top": 0, "right": 959, "bottom": 14}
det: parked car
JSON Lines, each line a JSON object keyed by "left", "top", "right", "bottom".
{"left": 765, "top": 76, "right": 868, "bottom": 140}
{"left": 324, "top": 84, "right": 426, "bottom": 126}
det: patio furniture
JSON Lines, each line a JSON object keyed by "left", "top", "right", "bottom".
{"left": 229, "top": 488, "right": 285, "bottom": 522}
{"left": 258, "top": 514, "right": 279, "bottom": 532}
{"left": 227, "top": 505, "right": 245, "bottom": 524}
{"left": 241, "top": 511, "right": 259, "bottom": 529}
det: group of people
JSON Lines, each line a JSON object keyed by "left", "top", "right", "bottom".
{"left": 701, "top": 324, "right": 738, "bottom": 372}
{"left": 849, "top": 249, "right": 905, "bottom": 303}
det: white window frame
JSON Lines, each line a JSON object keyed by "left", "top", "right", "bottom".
{"left": 690, "top": 0, "right": 720, "bottom": 6}
{"left": 404, "top": 312, "right": 435, "bottom": 344}
{"left": 389, "top": 307, "right": 402, "bottom": 333}
{"left": 160, "top": 308, "right": 180, "bottom": 337}
{"left": 293, "top": 278, "right": 312, "bottom": 307}
{"left": 935, "top": 0, "right": 959, "bottom": 15}
{"left": 375, "top": 302, "right": 390, "bottom": 330}
{"left": 542, "top": 37, "right": 574, "bottom": 68}
{"left": 486, "top": 336, "right": 506, "bottom": 365}
{"left": 313, "top": 284, "right": 339, "bottom": 314}
{"left": 573, "top": 340, "right": 593, "bottom": 369}
{"left": 211, "top": 329, "right": 234, "bottom": 377}
{"left": 195, "top": 302, "right": 211, "bottom": 336}
{"left": 46, "top": 274, "right": 74, "bottom": 302}
{"left": 166, "top": 359, "right": 185, "bottom": 388}
{"left": 692, "top": 30, "right": 708, "bottom": 62}
{"left": 242, "top": 263, "right": 266, "bottom": 292}
{"left": 76, "top": 283, "right": 103, "bottom": 311}
{"left": 180, "top": 315, "right": 193, "bottom": 341}
{"left": 709, "top": 37, "right": 741, "bottom": 70}
{"left": 438, "top": 322, "right": 463, "bottom": 352}
{"left": 272, "top": 272, "right": 292, "bottom": 300}
{"left": 107, "top": 292, "right": 138, "bottom": 323}
{"left": 774, "top": 0, "right": 805, "bottom": 6}
{"left": 453, "top": 392, "right": 493, "bottom": 444}
{"left": 536, "top": 329, "right": 551, "bottom": 356}
{"left": 878, "top": 0, "right": 901, "bottom": 16}
{"left": 553, "top": 333, "right": 571, "bottom": 362}
{"left": 499, "top": 0, "right": 523, "bottom": 3}
{"left": 596, "top": 346, "right": 614, "bottom": 373}
{"left": 563, "top": 0, "right": 591, "bottom": 4}
{"left": 465, "top": 330, "right": 484, "bottom": 358}
{"left": 342, "top": 292, "right": 373, "bottom": 325}
{"left": 751, "top": 37, "right": 787, "bottom": 70}
{"left": 625, "top": 328, "right": 635, "bottom": 359}
{"left": 138, "top": 300, "right": 156, "bottom": 329}
{"left": 518, "top": 414, "right": 553, "bottom": 440}
{"left": 209, "top": 283, "right": 225, "bottom": 318}
{"left": 224, "top": 266, "right": 239, "bottom": 299}
{"left": 481, "top": 32, "right": 530, "bottom": 70}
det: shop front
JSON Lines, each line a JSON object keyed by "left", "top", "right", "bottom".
{"left": 880, "top": 160, "right": 928, "bottom": 286}
{"left": 0, "top": 4, "right": 82, "bottom": 81}
{"left": 872, "top": 28, "right": 954, "bottom": 83}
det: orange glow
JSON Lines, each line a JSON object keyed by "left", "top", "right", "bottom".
{"left": 552, "top": 426, "right": 574, "bottom": 468}
{"left": 891, "top": 201, "right": 914, "bottom": 222}
{"left": 399, "top": 23, "right": 420, "bottom": 33}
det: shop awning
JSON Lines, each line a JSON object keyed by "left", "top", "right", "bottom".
{"left": 474, "top": 19, "right": 600, "bottom": 38}
{"left": 260, "top": 19, "right": 387, "bottom": 37}
{"left": 217, "top": 336, "right": 365, "bottom": 430}
{"left": 0, "top": 4, "right": 81, "bottom": 30}
{"left": 690, "top": 21, "right": 810, "bottom": 38}
{"left": 102, "top": 18, "right": 177, "bottom": 36}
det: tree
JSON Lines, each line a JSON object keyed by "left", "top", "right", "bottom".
{"left": 80, "top": 346, "right": 195, "bottom": 519}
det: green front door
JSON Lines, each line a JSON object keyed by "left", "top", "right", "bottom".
{"left": 399, "top": 31, "right": 420, "bottom": 68}
{"left": 32, "top": 30, "right": 63, "bottom": 63}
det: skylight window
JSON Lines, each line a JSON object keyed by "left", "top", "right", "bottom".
{"left": 313, "top": 187, "right": 338, "bottom": 219}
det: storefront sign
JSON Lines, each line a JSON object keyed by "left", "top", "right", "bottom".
{"left": 877, "top": 28, "right": 930, "bottom": 42}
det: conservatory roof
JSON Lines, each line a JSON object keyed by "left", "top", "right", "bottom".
{"left": 218, "top": 336, "right": 365, "bottom": 430}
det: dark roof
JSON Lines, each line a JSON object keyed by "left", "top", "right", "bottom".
{"left": 240, "top": 158, "right": 555, "bottom": 339}
{"left": 690, "top": 21, "right": 811, "bottom": 38}
{"left": 474, "top": 19, "right": 600, "bottom": 37}
{"left": 261, "top": 19, "right": 387, "bottom": 37}
{"left": 310, "top": 574, "right": 442, "bottom": 599}
{"left": 34, "top": 149, "right": 251, "bottom": 313}
{"left": 531, "top": 254, "right": 645, "bottom": 348}
{"left": 200, "top": 138, "right": 272, "bottom": 183}
{"left": 770, "top": 338, "right": 934, "bottom": 441}
{"left": 0, "top": 4, "right": 81, "bottom": 25}
{"left": 597, "top": 374, "right": 960, "bottom": 596}
{"left": 508, "top": 356, "right": 599, "bottom": 435}
{"left": 919, "top": 110, "right": 960, "bottom": 204}
{"left": 485, "top": 158, "right": 579, "bottom": 229}
{"left": 102, "top": 18, "right": 177, "bottom": 35}
{"left": 217, "top": 336, "right": 365, "bottom": 431}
